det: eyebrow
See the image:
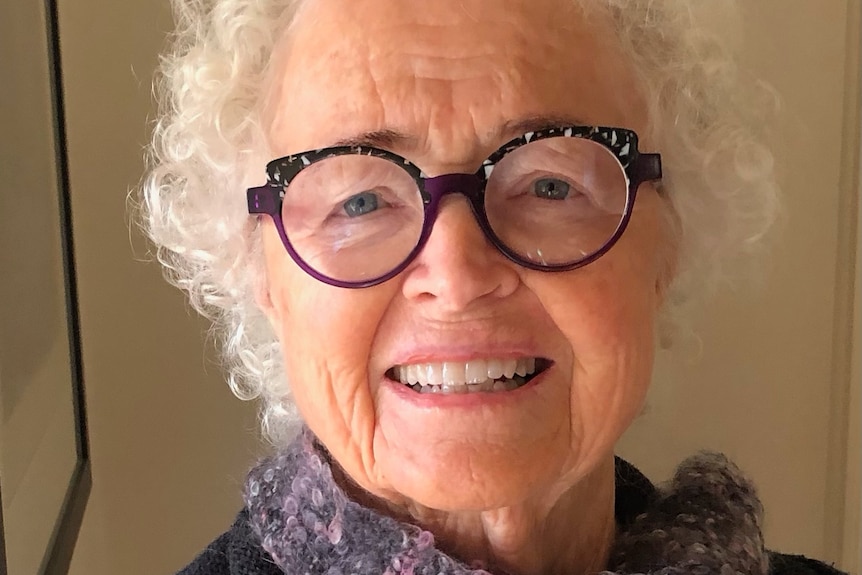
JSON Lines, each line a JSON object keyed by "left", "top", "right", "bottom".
{"left": 327, "top": 115, "right": 588, "bottom": 152}
{"left": 331, "top": 129, "right": 417, "bottom": 149}
{"left": 499, "top": 115, "right": 588, "bottom": 140}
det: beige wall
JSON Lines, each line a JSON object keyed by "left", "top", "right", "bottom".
{"left": 838, "top": 3, "right": 861, "bottom": 571}
{"left": 54, "top": 1, "right": 262, "bottom": 573}
{"left": 618, "top": 2, "right": 861, "bottom": 570}
{"left": 38, "top": 1, "right": 859, "bottom": 574}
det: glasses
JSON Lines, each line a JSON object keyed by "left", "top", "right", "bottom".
{"left": 247, "top": 125, "right": 662, "bottom": 288}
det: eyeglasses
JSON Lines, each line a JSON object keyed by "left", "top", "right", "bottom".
{"left": 247, "top": 125, "right": 662, "bottom": 288}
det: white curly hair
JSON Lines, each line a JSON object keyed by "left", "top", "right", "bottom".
{"left": 138, "top": 0, "right": 778, "bottom": 444}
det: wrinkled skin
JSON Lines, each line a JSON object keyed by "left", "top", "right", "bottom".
{"left": 257, "top": 1, "right": 671, "bottom": 573}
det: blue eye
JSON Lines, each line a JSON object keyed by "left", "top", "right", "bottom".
{"left": 533, "top": 178, "right": 570, "bottom": 200}
{"left": 342, "top": 192, "right": 379, "bottom": 217}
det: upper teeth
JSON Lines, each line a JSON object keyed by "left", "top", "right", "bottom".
{"left": 393, "top": 358, "right": 538, "bottom": 387}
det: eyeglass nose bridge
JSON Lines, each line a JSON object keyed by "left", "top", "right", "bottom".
{"left": 418, "top": 171, "right": 487, "bottom": 241}
{"left": 422, "top": 172, "right": 484, "bottom": 204}
{"left": 411, "top": 170, "right": 504, "bottom": 261}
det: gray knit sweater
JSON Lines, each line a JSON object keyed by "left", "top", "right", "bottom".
{"left": 177, "top": 428, "right": 846, "bottom": 575}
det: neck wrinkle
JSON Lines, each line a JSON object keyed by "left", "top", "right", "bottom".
{"left": 395, "top": 456, "right": 618, "bottom": 575}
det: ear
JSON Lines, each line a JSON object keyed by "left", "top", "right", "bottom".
{"left": 654, "top": 235, "right": 679, "bottom": 308}
{"left": 255, "top": 262, "right": 286, "bottom": 334}
{"left": 650, "top": 195, "right": 680, "bottom": 306}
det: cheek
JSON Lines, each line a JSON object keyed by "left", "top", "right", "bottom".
{"left": 262, "top": 228, "right": 397, "bottom": 473}
{"left": 531, "top": 243, "right": 660, "bottom": 464}
{"left": 539, "top": 219, "right": 661, "bottom": 361}
{"left": 551, "top": 266, "right": 657, "bottom": 358}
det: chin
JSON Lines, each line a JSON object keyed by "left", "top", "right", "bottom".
{"left": 372, "top": 428, "right": 573, "bottom": 512}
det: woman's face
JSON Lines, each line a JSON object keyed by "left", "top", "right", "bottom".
{"left": 260, "top": 0, "right": 669, "bottom": 511}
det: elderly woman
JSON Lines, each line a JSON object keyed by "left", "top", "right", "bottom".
{"left": 141, "top": 1, "right": 843, "bottom": 574}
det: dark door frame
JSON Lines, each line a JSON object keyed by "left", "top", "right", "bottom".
{"left": 0, "top": 0, "right": 91, "bottom": 572}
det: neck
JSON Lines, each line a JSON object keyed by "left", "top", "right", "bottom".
{"left": 338, "top": 456, "right": 618, "bottom": 575}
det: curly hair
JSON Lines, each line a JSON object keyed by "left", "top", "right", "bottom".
{"left": 137, "top": 0, "right": 778, "bottom": 444}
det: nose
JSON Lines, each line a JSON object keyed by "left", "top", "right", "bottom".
{"left": 401, "top": 192, "right": 520, "bottom": 312}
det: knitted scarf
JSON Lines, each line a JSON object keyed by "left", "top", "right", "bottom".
{"left": 244, "top": 428, "right": 770, "bottom": 575}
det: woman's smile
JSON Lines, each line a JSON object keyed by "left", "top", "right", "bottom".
{"left": 387, "top": 356, "right": 552, "bottom": 394}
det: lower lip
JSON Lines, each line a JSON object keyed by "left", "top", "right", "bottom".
{"left": 381, "top": 369, "right": 550, "bottom": 409}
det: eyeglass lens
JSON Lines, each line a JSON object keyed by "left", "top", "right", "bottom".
{"left": 280, "top": 137, "right": 628, "bottom": 283}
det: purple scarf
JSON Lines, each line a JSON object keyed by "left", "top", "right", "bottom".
{"left": 244, "top": 428, "right": 769, "bottom": 575}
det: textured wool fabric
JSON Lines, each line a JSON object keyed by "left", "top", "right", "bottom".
{"left": 177, "top": 428, "right": 848, "bottom": 575}
{"left": 241, "top": 428, "right": 771, "bottom": 575}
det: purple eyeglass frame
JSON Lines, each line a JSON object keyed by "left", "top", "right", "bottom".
{"left": 247, "top": 125, "right": 662, "bottom": 289}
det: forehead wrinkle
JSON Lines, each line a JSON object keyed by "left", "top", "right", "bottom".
{"left": 365, "top": 22, "right": 551, "bottom": 86}
{"left": 367, "top": 67, "right": 489, "bottom": 167}
{"left": 409, "top": 87, "right": 494, "bottom": 170}
{"left": 267, "top": 0, "right": 647, "bottom": 165}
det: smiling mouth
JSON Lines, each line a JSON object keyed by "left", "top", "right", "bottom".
{"left": 385, "top": 357, "right": 552, "bottom": 394}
